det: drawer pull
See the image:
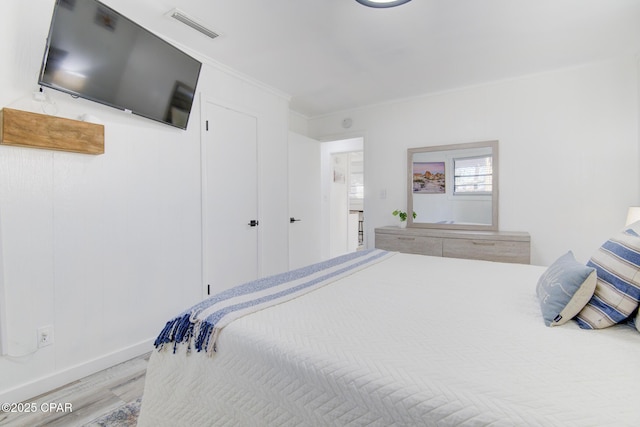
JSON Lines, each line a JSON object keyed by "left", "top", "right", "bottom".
{"left": 398, "top": 237, "right": 416, "bottom": 241}
{"left": 472, "top": 241, "right": 496, "bottom": 246}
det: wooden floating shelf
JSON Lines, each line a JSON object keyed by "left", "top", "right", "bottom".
{"left": 0, "top": 108, "right": 104, "bottom": 155}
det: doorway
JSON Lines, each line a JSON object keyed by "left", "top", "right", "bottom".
{"left": 323, "top": 137, "right": 364, "bottom": 258}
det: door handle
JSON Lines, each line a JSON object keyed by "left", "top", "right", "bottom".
{"left": 248, "top": 220, "right": 259, "bottom": 227}
{"left": 290, "top": 217, "right": 301, "bottom": 223}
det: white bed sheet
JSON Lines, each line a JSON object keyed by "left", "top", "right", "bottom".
{"left": 138, "top": 253, "right": 640, "bottom": 426}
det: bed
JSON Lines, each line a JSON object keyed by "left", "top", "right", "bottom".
{"left": 138, "top": 232, "right": 640, "bottom": 426}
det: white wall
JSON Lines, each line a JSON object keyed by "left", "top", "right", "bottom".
{"left": 0, "top": 0, "right": 289, "bottom": 403}
{"left": 289, "top": 111, "right": 309, "bottom": 136}
{"left": 309, "top": 57, "right": 640, "bottom": 266}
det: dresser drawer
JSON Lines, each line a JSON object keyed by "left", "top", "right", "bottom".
{"left": 442, "top": 238, "right": 530, "bottom": 264}
{"left": 374, "top": 227, "right": 531, "bottom": 264}
{"left": 376, "top": 234, "right": 443, "bottom": 256}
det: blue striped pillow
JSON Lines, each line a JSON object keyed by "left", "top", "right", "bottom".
{"left": 576, "top": 229, "right": 640, "bottom": 329}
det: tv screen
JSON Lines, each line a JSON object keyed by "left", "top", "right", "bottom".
{"left": 38, "top": 0, "right": 202, "bottom": 130}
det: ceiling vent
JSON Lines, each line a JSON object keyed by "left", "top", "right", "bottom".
{"left": 167, "top": 9, "right": 219, "bottom": 39}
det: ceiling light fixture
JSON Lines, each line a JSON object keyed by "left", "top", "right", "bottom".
{"left": 355, "top": 0, "right": 412, "bottom": 8}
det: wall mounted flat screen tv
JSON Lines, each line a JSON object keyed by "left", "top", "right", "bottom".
{"left": 38, "top": 0, "right": 202, "bottom": 130}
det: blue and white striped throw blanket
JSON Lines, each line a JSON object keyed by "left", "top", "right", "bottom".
{"left": 154, "top": 249, "right": 395, "bottom": 355}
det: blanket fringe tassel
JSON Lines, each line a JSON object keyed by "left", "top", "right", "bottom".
{"left": 154, "top": 313, "right": 218, "bottom": 355}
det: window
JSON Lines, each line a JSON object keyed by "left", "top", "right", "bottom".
{"left": 453, "top": 155, "right": 492, "bottom": 195}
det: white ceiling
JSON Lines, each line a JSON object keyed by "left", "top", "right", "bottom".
{"left": 105, "top": 0, "right": 640, "bottom": 118}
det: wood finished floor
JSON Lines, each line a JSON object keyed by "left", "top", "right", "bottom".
{"left": 0, "top": 352, "right": 149, "bottom": 427}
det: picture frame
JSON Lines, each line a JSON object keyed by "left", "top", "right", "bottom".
{"left": 412, "top": 161, "right": 445, "bottom": 194}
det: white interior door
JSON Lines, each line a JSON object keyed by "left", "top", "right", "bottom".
{"left": 288, "top": 132, "right": 323, "bottom": 270}
{"left": 203, "top": 100, "right": 259, "bottom": 296}
{"left": 329, "top": 152, "right": 349, "bottom": 257}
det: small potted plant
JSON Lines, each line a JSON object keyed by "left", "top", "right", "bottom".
{"left": 392, "top": 209, "right": 416, "bottom": 228}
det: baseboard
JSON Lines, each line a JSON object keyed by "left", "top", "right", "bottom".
{"left": 0, "top": 338, "right": 154, "bottom": 404}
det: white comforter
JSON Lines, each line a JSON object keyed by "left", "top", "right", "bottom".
{"left": 138, "top": 253, "right": 640, "bottom": 426}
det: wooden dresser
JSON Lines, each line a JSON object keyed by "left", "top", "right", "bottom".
{"left": 375, "top": 226, "right": 531, "bottom": 264}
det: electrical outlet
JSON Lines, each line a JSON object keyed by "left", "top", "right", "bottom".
{"left": 37, "top": 325, "right": 55, "bottom": 348}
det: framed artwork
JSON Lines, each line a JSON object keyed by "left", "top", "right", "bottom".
{"left": 413, "top": 161, "right": 445, "bottom": 193}
{"left": 332, "top": 155, "right": 346, "bottom": 183}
